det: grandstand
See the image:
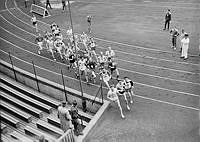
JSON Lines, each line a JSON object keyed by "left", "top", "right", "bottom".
{"left": 0, "top": 0, "right": 199, "bottom": 142}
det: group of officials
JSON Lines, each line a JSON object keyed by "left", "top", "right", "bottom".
{"left": 163, "top": 9, "right": 200, "bottom": 59}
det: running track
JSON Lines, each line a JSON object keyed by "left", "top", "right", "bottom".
{"left": 0, "top": 0, "right": 199, "bottom": 112}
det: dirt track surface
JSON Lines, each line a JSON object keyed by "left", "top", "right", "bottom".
{"left": 0, "top": 0, "right": 199, "bottom": 142}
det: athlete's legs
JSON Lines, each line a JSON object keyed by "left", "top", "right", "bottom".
{"left": 116, "top": 99, "right": 125, "bottom": 118}
{"left": 123, "top": 93, "right": 130, "bottom": 110}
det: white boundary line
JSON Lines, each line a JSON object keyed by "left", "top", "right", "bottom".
{"left": 0, "top": 49, "right": 199, "bottom": 111}
{"left": 0, "top": 27, "right": 199, "bottom": 98}
{"left": 13, "top": 0, "right": 200, "bottom": 61}
{"left": 1, "top": 12, "right": 198, "bottom": 75}
{"left": 0, "top": 7, "right": 16, "bottom": 12}
{"left": 0, "top": 21, "right": 199, "bottom": 87}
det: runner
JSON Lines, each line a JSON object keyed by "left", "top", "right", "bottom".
{"left": 108, "top": 59, "right": 119, "bottom": 79}
{"left": 105, "top": 46, "right": 115, "bottom": 62}
{"left": 35, "top": 33, "right": 44, "bottom": 55}
{"left": 116, "top": 80, "right": 130, "bottom": 110}
{"left": 123, "top": 77, "right": 134, "bottom": 104}
{"left": 98, "top": 52, "right": 107, "bottom": 68}
{"left": 99, "top": 68, "right": 111, "bottom": 89}
{"left": 31, "top": 15, "right": 38, "bottom": 32}
{"left": 107, "top": 85, "right": 125, "bottom": 118}
{"left": 78, "top": 56, "right": 89, "bottom": 83}
{"left": 46, "top": 38, "right": 56, "bottom": 60}
{"left": 86, "top": 57, "right": 97, "bottom": 83}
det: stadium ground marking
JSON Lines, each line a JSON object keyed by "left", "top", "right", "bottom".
{"left": 0, "top": 31, "right": 199, "bottom": 98}
{"left": 0, "top": 49, "right": 199, "bottom": 111}
{"left": 4, "top": 8, "right": 200, "bottom": 68}
{"left": 13, "top": 0, "right": 200, "bottom": 59}
{"left": 1, "top": 14, "right": 198, "bottom": 77}
{"left": 1, "top": 24, "right": 199, "bottom": 88}
{"left": 0, "top": 7, "right": 16, "bottom": 12}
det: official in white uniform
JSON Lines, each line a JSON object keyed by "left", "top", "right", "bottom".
{"left": 181, "top": 33, "right": 189, "bottom": 60}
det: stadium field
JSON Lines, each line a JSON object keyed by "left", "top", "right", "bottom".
{"left": 0, "top": 0, "right": 199, "bottom": 141}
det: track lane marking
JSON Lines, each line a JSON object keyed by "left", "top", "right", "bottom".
{"left": 0, "top": 49, "right": 199, "bottom": 111}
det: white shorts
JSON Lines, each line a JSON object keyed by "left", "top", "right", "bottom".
{"left": 103, "top": 75, "right": 111, "bottom": 82}
{"left": 38, "top": 42, "right": 43, "bottom": 48}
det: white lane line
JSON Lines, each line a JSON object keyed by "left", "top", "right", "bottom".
{"left": 1, "top": 13, "right": 198, "bottom": 76}
{"left": 0, "top": 31, "right": 199, "bottom": 98}
{"left": 1, "top": 23, "right": 199, "bottom": 88}
{"left": 0, "top": 49, "right": 199, "bottom": 111}
{"left": 13, "top": 0, "right": 200, "bottom": 59}
{"left": 0, "top": 7, "right": 16, "bottom": 12}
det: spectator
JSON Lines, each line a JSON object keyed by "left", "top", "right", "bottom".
{"left": 180, "top": 33, "right": 190, "bottom": 60}
{"left": 163, "top": 9, "right": 171, "bottom": 30}
{"left": 87, "top": 15, "right": 92, "bottom": 33}
{"left": 57, "top": 102, "right": 73, "bottom": 132}
{"left": 31, "top": 15, "right": 38, "bottom": 32}
{"left": 70, "top": 100, "right": 83, "bottom": 135}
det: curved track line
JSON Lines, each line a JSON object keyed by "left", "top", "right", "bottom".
{"left": 0, "top": 49, "right": 199, "bottom": 111}
{"left": 2, "top": 6, "right": 200, "bottom": 73}
{"left": 0, "top": 22, "right": 199, "bottom": 87}
{"left": 0, "top": 29, "right": 199, "bottom": 97}
{"left": 13, "top": 0, "right": 200, "bottom": 60}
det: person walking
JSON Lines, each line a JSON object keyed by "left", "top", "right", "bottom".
{"left": 46, "top": 0, "right": 52, "bottom": 9}
{"left": 163, "top": 9, "right": 171, "bottom": 30}
{"left": 57, "top": 102, "right": 73, "bottom": 132}
{"left": 24, "top": 0, "right": 29, "bottom": 8}
{"left": 170, "top": 26, "right": 179, "bottom": 50}
{"left": 180, "top": 33, "right": 190, "bottom": 60}
{"left": 87, "top": 15, "right": 92, "bottom": 33}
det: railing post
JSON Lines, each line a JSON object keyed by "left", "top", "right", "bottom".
{"left": 61, "top": 69, "right": 68, "bottom": 102}
{"left": 32, "top": 61, "right": 40, "bottom": 92}
{"left": 101, "top": 82, "right": 104, "bottom": 104}
{"left": 8, "top": 52, "right": 17, "bottom": 81}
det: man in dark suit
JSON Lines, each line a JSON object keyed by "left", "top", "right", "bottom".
{"left": 46, "top": 0, "right": 52, "bottom": 9}
{"left": 163, "top": 9, "right": 171, "bottom": 30}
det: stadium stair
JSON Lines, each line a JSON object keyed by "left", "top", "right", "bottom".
{"left": 0, "top": 73, "right": 94, "bottom": 141}
{"left": 0, "top": 100, "right": 32, "bottom": 123}
{"left": 1, "top": 123, "right": 8, "bottom": 134}
{"left": 0, "top": 111, "right": 20, "bottom": 128}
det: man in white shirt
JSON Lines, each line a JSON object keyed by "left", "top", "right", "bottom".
{"left": 107, "top": 85, "right": 125, "bottom": 118}
{"left": 181, "top": 33, "right": 190, "bottom": 60}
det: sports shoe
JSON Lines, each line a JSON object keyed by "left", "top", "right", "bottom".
{"left": 127, "top": 105, "right": 130, "bottom": 110}
{"left": 121, "top": 114, "right": 125, "bottom": 119}
{"left": 130, "top": 100, "right": 133, "bottom": 104}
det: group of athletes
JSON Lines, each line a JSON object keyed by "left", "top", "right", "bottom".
{"left": 35, "top": 20, "right": 134, "bottom": 118}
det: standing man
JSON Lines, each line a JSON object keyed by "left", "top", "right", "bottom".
{"left": 46, "top": 0, "right": 52, "bottom": 9}
{"left": 62, "top": 0, "right": 66, "bottom": 11}
{"left": 163, "top": 9, "right": 171, "bottom": 30}
{"left": 70, "top": 100, "right": 83, "bottom": 135}
{"left": 181, "top": 33, "right": 190, "bottom": 60}
{"left": 107, "top": 85, "right": 125, "bottom": 118}
{"left": 170, "top": 26, "right": 179, "bottom": 50}
{"left": 57, "top": 102, "right": 73, "bottom": 132}
{"left": 87, "top": 15, "right": 92, "bottom": 34}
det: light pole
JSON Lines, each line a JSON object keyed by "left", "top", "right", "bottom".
{"left": 67, "top": 0, "right": 87, "bottom": 112}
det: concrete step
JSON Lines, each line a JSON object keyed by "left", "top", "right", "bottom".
{"left": 10, "top": 131, "right": 35, "bottom": 142}
{"left": 0, "top": 111, "right": 20, "bottom": 128}
{"left": 36, "top": 119, "right": 64, "bottom": 138}
{"left": 0, "top": 100, "right": 32, "bottom": 123}
{"left": 0, "top": 75, "right": 61, "bottom": 109}
{"left": 0, "top": 84, "right": 53, "bottom": 114}
{"left": 0, "top": 91, "right": 43, "bottom": 118}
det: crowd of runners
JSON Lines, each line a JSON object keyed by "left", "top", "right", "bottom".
{"left": 34, "top": 18, "right": 135, "bottom": 119}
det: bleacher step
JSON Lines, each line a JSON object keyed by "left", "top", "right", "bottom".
{"left": 0, "top": 100, "right": 32, "bottom": 123}
{"left": 0, "top": 84, "right": 53, "bottom": 114}
{"left": 0, "top": 75, "right": 61, "bottom": 109}
{"left": 0, "top": 91, "right": 43, "bottom": 118}
{"left": 1, "top": 123, "right": 8, "bottom": 134}
{"left": 36, "top": 120, "right": 64, "bottom": 138}
{"left": 0, "top": 111, "right": 20, "bottom": 128}
{"left": 10, "top": 131, "right": 35, "bottom": 142}
{"left": 24, "top": 125, "right": 56, "bottom": 142}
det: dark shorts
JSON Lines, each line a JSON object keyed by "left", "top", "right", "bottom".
{"left": 119, "top": 90, "right": 125, "bottom": 94}
{"left": 33, "top": 21, "right": 37, "bottom": 26}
